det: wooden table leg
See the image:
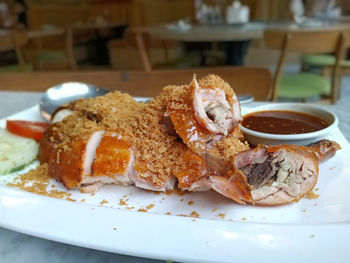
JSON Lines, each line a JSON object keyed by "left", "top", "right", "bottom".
{"left": 135, "top": 33, "right": 152, "bottom": 72}
{"left": 162, "top": 40, "right": 169, "bottom": 63}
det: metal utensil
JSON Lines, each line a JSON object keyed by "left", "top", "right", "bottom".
{"left": 237, "top": 95, "right": 254, "bottom": 104}
{"left": 39, "top": 82, "right": 254, "bottom": 121}
{"left": 39, "top": 82, "right": 109, "bottom": 121}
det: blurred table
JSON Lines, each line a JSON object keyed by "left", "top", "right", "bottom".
{"left": 0, "top": 22, "right": 127, "bottom": 66}
{"left": 133, "top": 21, "right": 350, "bottom": 71}
{"left": 0, "top": 28, "right": 64, "bottom": 39}
{"left": 28, "top": 28, "right": 65, "bottom": 39}
{"left": 25, "top": 21, "right": 127, "bottom": 39}
{"left": 133, "top": 22, "right": 265, "bottom": 71}
{"left": 1, "top": 28, "right": 68, "bottom": 41}
{"left": 134, "top": 22, "right": 265, "bottom": 42}
{"left": 73, "top": 22, "right": 127, "bottom": 65}
{"left": 31, "top": 22, "right": 127, "bottom": 65}
{"left": 0, "top": 91, "right": 349, "bottom": 263}
{"left": 72, "top": 21, "right": 126, "bottom": 30}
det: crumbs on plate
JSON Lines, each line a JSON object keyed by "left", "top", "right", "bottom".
{"left": 177, "top": 211, "right": 200, "bottom": 218}
{"left": 218, "top": 213, "right": 226, "bottom": 219}
{"left": 119, "top": 198, "right": 127, "bottom": 206}
{"left": 100, "top": 199, "right": 109, "bottom": 205}
{"left": 7, "top": 164, "right": 75, "bottom": 201}
{"left": 305, "top": 191, "right": 320, "bottom": 200}
{"left": 146, "top": 204, "right": 155, "bottom": 210}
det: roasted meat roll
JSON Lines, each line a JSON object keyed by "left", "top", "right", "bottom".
{"left": 162, "top": 74, "right": 249, "bottom": 163}
{"left": 174, "top": 140, "right": 340, "bottom": 206}
{"left": 228, "top": 140, "right": 340, "bottom": 205}
{"left": 38, "top": 74, "right": 340, "bottom": 207}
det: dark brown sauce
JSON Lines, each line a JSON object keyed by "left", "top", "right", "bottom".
{"left": 242, "top": 110, "right": 328, "bottom": 135}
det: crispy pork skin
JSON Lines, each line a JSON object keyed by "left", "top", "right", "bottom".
{"left": 39, "top": 127, "right": 103, "bottom": 189}
{"left": 307, "top": 139, "right": 341, "bottom": 162}
{"left": 174, "top": 150, "right": 252, "bottom": 204}
{"left": 80, "top": 132, "right": 134, "bottom": 193}
{"left": 40, "top": 127, "right": 176, "bottom": 193}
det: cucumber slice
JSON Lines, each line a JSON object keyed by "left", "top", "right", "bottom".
{"left": 0, "top": 129, "right": 39, "bottom": 175}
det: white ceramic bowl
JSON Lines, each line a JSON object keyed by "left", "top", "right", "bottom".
{"left": 240, "top": 103, "right": 338, "bottom": 146}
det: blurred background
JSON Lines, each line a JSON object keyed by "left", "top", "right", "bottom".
{"left": 1, "top": 0, "right": 350, "bottom": 103}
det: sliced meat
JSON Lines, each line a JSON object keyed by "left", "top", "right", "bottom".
{"left": 41, "top": 127, "right": 176, "bottom": 193}
{"left": 39, "top": 128, "right": 104, "bottom": 190}
{"left": 207, "top": 174, "right": 253, "bottom": 205}
{"left": 175, "top": 151, "right": 207, "bottom": 189}
{"left": 192, "top": 75, "right": 241, "bottom": 135}
{"left": 51, "top": 108, "right": 74, "bottom": 123}
{"left": 249, "top": 148, "right": 318, "bottom": 206}
{"left": 164, "top": 74, "right": 248, "bottom": 161}
{"left": 51, "top": 99, "right": 102, "bottom": 124}
{"left": 176, "top": 139, "right": 340, "bottom": 206}
{"left": 81, "top": 132, "right": 134, "bottom": 193}
{"left": 50, "top": 100, "right": 83, "bottom": 123}
{"left": 233, "top": 139, "right": 340, "bottom": 206}
{"left": 131, "top": 157, "right": 177, "bottom": 192}
{"left": 245, "top": 156, "right": 277, "bottom": 189}
{"left": 129, "top": 170, "right": 176, "bottom": 192}
{"left": 201, "top": 151, "right": 232, "bottom": 176}
{"left": 175, "top": 150, "right": 252, "bottom": 204}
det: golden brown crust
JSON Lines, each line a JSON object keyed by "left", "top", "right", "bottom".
{"left": 40, "top": 130, "right": 86, "bottom": 189}
{"left": 209, "top": 132, "right": 249, "bottom": 161}
{"left": 91, "top": 134, "right": 132, "bottom": 177}
{"left": 41, "top": 90, "right": 194, "bottom": 189}
{"left": 40, "top": 75, "right": 249, "bottom": 193}
{"left": 162, "top": 75, "right": 248, "bottom": 157}
{"left": 307, "top": 140, "right": 341, "bottom": 163}
{"left": 175, "top": 151, "right": 207, "bottom": 189}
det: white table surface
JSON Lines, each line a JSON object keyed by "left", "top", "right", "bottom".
{"left": 0, "top": 91, "right": 349, "bottom": 263}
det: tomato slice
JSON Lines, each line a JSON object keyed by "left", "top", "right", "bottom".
{"left": 6, "top": 120, "right": 49, "bottom": 141}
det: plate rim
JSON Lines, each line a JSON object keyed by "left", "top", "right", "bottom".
{"left": 1, "top": 184, "right": 349, "bottom": 263}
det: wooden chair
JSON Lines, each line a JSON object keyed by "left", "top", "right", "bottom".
{"left": 264, "top": 29, "right": 344, "bottom": 104}
{"left": 131, "top": 0, "right": 199, "bottom": 71}
{"left": 26, "top": 4, "right": 88, "bottom": 29}
{"left": 34, "top": 27, "right": 77, "bottom": 71}
{"left": 131, "top": 0, "right": 193, "bottom": 27}
{"left": 0, "top": 30, "right": 33, "bottom": 72}
{"left": 301, "top": 30, "right": 350, "bottom": 77}
{"left": 0, "top": 67, "right": 272, "bottom": 101}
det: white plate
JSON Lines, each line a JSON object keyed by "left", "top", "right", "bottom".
{"left": 1, "top": 106, "right": 350, "bottom": 263}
